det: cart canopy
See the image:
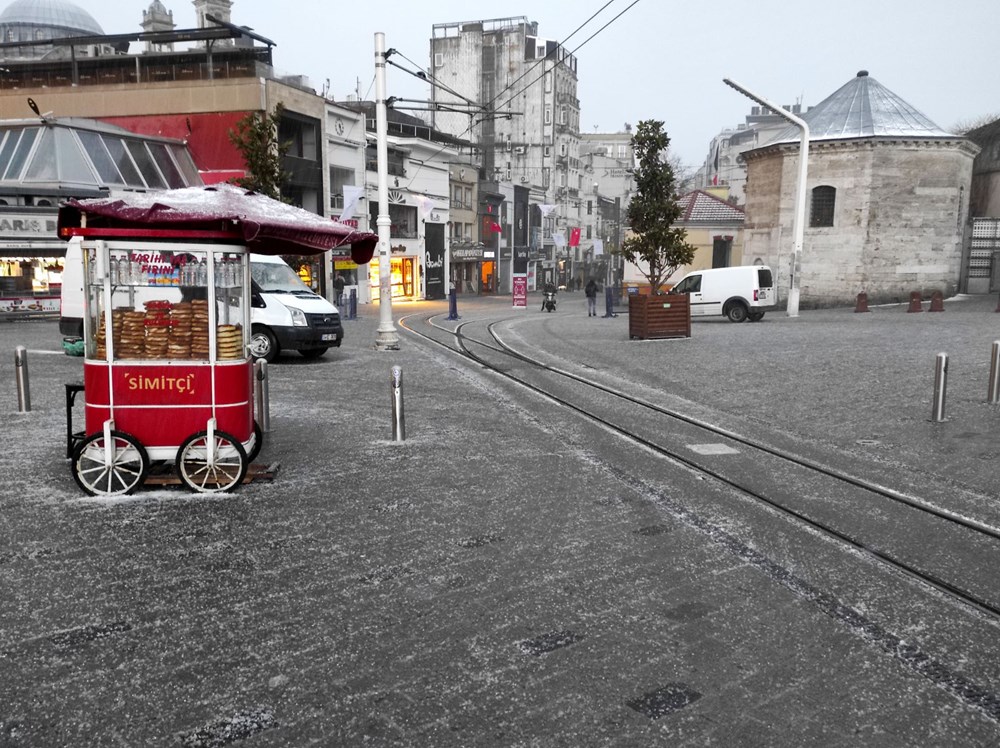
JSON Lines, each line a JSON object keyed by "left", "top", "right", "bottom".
{"left": 58, "top": 183, "right": 378, "bottom": 263}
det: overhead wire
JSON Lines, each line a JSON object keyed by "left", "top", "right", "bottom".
{"left": 376, "top": 0, "right": 644, "bottom": 191}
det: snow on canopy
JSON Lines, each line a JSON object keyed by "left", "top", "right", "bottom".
{"left": 58, "top": 183, "right": 378, "bottom": 262}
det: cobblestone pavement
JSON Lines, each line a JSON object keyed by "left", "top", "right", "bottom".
{"left": 1, "top": 294, "right": 1000, "bottom": 746}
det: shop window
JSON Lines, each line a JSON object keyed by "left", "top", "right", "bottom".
{"left": 810, "top": 185, "right": 836, "bottom": 227}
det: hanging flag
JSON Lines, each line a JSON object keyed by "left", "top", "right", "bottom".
{"left": 339, "top": 185, "right": 364, "bottom": 222}
{"left": 568, "top": 227, "right": 581, "bottom": 247}
{"left": 413, "top": 194, "right": 435, "bottom": 218}
{"left": 552, "top": 231, "right": 567, "bottom": 247}
{"left": 490, "top": 222, "right": 503, "bottom": 233}
{"left": 593, "top": 239, "right": 604, "bottom": 255}
{"left": 539, "top": 204, "right": 557, "bottom": 217}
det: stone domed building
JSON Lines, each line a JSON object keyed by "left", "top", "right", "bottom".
{"left": 0, "top": 0, "right": 108, "bottom": 59}
{"left": 742, "top": 70, "right": 980, "bottom": 307}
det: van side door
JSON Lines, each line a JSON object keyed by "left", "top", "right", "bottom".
{"left": 671, "top": 274, "right": 705, "bottom": 315}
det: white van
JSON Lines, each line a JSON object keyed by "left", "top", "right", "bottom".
{"left": 668, "top": 265, "right": 776, "bottom": 322}
{"left": 59, "top": 241, "right": 343, "bottom": 361}
{"left": 247, "top": 253, "right": 342, "bottom": 361}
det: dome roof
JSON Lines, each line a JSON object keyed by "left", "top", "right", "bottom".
{"left": 0, "top": 0, "right": 104, "bottom": 35}
{"left": 765, "top": 70, "right": 954, "bottom": 147}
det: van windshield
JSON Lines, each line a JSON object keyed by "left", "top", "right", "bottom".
{"left": 251, "top": 262, "right": 313, "bottom": 294}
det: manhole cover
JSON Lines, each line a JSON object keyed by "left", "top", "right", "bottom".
{"left": 627, "top": 683, "right": 701, "bottom": 719}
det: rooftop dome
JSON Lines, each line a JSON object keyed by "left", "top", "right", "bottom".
{"left": 0, "top": 0, "right": 104, "bottom": 36}
{"left": 765, "top": 70, "right": 954, "bottom": 147}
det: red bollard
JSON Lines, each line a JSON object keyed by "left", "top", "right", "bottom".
{"left": 907, "top": 291, "right": 923, "bottom": 313}
{"left": 995, "top": 293, "right": 1000, "bottom": 313}
{"left": 854, "top": 292, "right": 870, "bottom": 313}
{"left": 928, "top": 290, "right": 945, "bottom": 312}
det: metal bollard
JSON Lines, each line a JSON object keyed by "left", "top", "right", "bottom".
{"left": 989, "top": 342, "right": 1000, "bottom": 405}
{"left": 15, "top": 346, "right": 30, "bottom": 412}
{"left": 931, "top": 352, "right": 948, "bottom": 422}
{"left": 391, "top": 365, "right": 405, "bottom": 441}
{"left": 254, "top": 359, "right": 270, "bottom": 432}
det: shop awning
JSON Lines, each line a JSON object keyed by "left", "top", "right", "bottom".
{"left": 57, "top": 184, "right": 379, "bottom": 262}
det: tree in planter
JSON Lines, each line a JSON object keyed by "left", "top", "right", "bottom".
{"left": 620, "top": 119, "right": 695, "bottom": 294}
{"left": 228, "top": 103, "right": 290, "bottom": 201}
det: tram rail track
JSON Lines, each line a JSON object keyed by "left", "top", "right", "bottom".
{"left": 400, "top": 310, "right": 1000, "bottom": 624}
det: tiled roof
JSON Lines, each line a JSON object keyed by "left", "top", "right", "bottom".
{"left": 765, "top": 70, "right": 953, "bottom": 147}
{"left": 677, "top": 190, "right": 745, "bottom": 224}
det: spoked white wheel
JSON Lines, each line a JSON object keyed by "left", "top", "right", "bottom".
{"left": 72, "top": 431, "right": 149, "bottom": 496}
{"left": 175, "top": 430, "right": 248, "bottom": 493}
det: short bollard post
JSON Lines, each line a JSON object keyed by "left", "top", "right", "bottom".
{"left": 15, "top": 345, "right": 30, "bottom": 412}
{"left": 446, "top": 288, "right": 460, "bottom": 321}
{"left": 602, "top": 286, "right": 617, "bottom": 318}
{"left": 907, "top": 291, "right": 923, "bottom": 313}
{"left": 928, "top": 290, "right": 945, "bottom": 312}
{"left": 349, "top": 288, "right": 358, "bottom": 320}
{"left": 254, "top": 359, "right": 270, "bottom": 432}
{"left": 931, "top": 352, "right": 948, "bottom": 422}
{"left": 854, "top": 292, "right": 869, "bottom": 313}
{"left": 989, "top": 342, "right": 1000, "bottom": 405}
{"left": 391, "top": 365, "right": 405, "bottom": 441}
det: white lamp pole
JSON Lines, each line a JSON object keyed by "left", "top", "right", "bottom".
{"left": 724, "top": 78, "right": 809, "bottom": 318}
{"left": 374, "top": 32, "right": 400, "bottom": 349}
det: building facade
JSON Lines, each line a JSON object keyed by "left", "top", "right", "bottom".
{"left": 743, "top": 71, "right": 978, "bottom": 307}
{"left": 429, "top": 17, "right": 582, "bottom": 290}
{"left": 621, "top": 188, "right": 746, "bottom": 292}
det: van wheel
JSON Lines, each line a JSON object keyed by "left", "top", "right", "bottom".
{"left": 299, "top": 347, "right": 328, "bottom": 359}
{"left": 749, "top": 312, "right": 765, "bottom": 322}
{"left": 249, "top": 326, "right": 279, "bottom": 362}
{"left": 726, "top": 302, "right": 749, "bottom": 323}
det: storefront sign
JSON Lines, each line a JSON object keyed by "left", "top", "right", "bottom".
{"left": 0, "top": 214, "right": 58, "bottom": 238}
{"left": 512, "top": 275, "right": 527, "bottom": 308}
{"left": 0, "top": 296, "right": 59, "bottom": 314}
{"left": 451, "top": 247, "right": 484, "bottom": 261}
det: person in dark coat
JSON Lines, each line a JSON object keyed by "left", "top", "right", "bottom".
{"left": 333, "top": 272, "right": 346, "bottom": 307}
{"left": 585, "top": 278, "right": 599, "bottom": 316}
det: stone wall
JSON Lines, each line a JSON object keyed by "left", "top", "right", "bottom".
{"left": 744, "top": 138, "right": 977, "bottom": 307}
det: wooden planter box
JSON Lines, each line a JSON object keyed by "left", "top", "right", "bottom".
{"left": 628, "top": 294, "right": 691, "bottom": 339}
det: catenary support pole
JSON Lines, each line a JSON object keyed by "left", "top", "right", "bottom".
{"left": 931, "top": 352, "right": 948, "bottom": 422}
{"left": 373, "top": 32, "right": 400, "bottom": 350}
{"left": 391, "top": 366, "right": 405, "bottom": 441}
{"left": 15, "top": 345, "right": 30, "bottom": 412}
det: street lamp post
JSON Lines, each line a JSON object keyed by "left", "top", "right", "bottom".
{"left": 723, "top": 78, "right": 809, "bottom": 318}
{"left": 374, "top": 32, "right": 400, "bottom": 349}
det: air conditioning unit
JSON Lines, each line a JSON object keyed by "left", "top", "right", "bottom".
{"left": 520, "top": 176, "right": 530, "bottom": 183}
{"left": 514, "top": 146, "right": 526, "bottom": 155}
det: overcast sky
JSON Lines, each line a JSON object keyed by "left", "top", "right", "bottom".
{"left": 94, "top": 0, "right": 1000, "bottom": 170}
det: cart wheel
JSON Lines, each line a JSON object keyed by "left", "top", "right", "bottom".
{"left": 176, "top": 430, "right": 248, "bottom": 493}
{"left": 72, "top": 431, "right": 149, "bottom": 496}
{"left": 247, "top": 420, "right": 263, "bottom": 463}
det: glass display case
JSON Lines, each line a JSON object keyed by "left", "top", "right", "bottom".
{"left": 82, "top": 241, "right": 248, "bottom": 362}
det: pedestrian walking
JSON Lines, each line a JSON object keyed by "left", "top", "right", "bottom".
{"left": 333, "top": 272, "right": 345, "bottom": 307}
{"left": 585, "top": 278, "right": 599, "bottom": 316}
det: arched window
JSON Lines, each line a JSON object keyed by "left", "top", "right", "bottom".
{"left": 810, "top": 185, "right": 836, "bottom": 227}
